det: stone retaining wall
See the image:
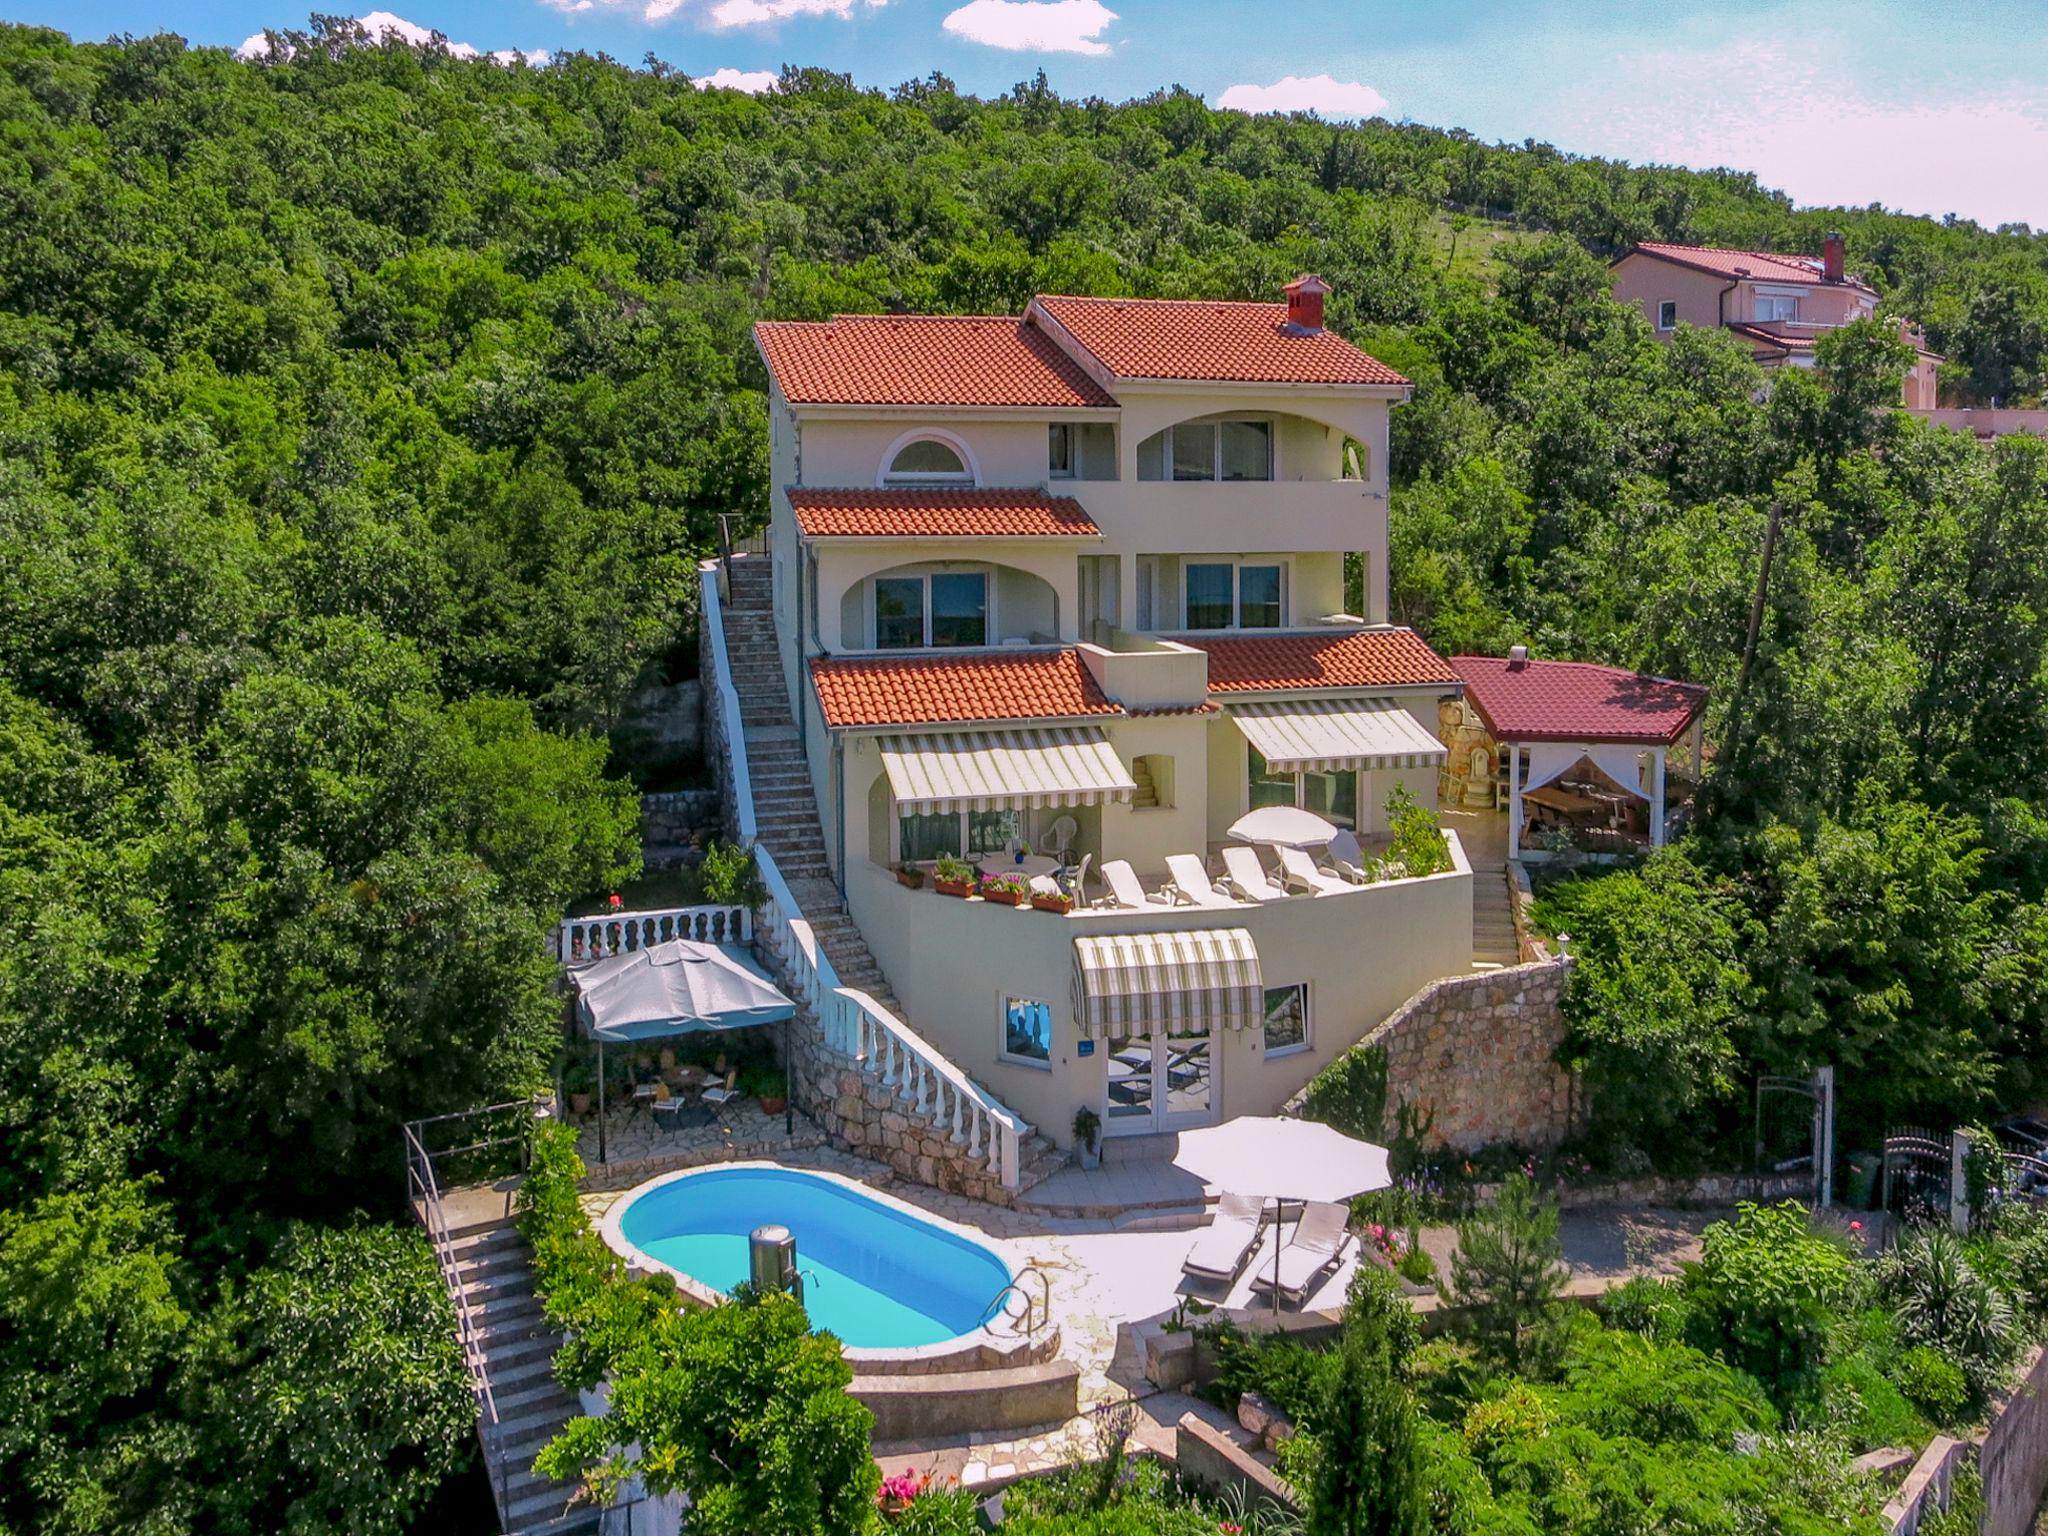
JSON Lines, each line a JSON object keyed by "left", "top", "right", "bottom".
{"left": 639, "top": 788, "right": 720, "bottom": 858}
{"left": 1292, "top": 958, "right": 1575, "bottom": 1152}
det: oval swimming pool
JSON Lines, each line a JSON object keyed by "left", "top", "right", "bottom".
{"left": 608, "top": 1166, "right": 1013, "bottom": 1350}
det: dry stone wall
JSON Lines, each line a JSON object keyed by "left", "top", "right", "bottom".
{"left": 1294, "top": 957, "right": 1576, "bottom": 1152}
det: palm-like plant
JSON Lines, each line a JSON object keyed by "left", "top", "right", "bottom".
{"left": 1875, "top": 1227, "right": 2018, "bottom": 1401}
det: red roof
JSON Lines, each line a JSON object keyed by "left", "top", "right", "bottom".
{"left": 1188, "top": 630, "right": 1460, "bottom": 693}
{"left": 1727, "top": 322, "right": 1817, "bottom": 358}
{"left": 1629, "top": 241, "right": 1876, "bottom": 294}
{"left": 755, "top": 315, "right": 1115, "bottom": 408}
{"left": 789, "top": 488, "right": 1100, "bottom": 540}
{"left": 1453, "top": 655, "right": 1706, "bottom": 745}
{"left": 1033, "top": 296, "right": 1408, "bottom": 387}
{"left": 810, "top": 649, "right": 1121, "bottom": 728}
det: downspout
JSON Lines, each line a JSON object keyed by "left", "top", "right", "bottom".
{"left": 795, "top": 547, "right": 808, "bottom": 764}
{"left": 833, "top": 735, "right": 846, "bottom": 904}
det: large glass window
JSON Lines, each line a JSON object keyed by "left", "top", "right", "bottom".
{"left": 1002, "top": 997, "right": 1053, "bottom": 1067}
{"left": 929, "top": 573, "right": 988, "bottom": 648}
{"left": 1248, "top": 745, "right": 1297, "bottom": 810}
{"left": 1262, "top": 984, "right": 1309, "bottom": 1056}
{"left": 1238, "top": 565, "right": 1282, "bottom": 628}
{"left": 966, "top": 809, "right": 1019, "bottom": 856}
{"left": 1221, "top": 420, "right": 1272, "bottom": 481}
{"left": 899, "top": 812, "right": 961, "bottom": 862}
{"left": 1302, "top": 769, "right": 1358, "bottom": 829}
{"left": 1754, "top": 293, "right": 1799, "bottom": 323}
{"left": 1172, "top": 422, "right": 1218, "bottom": 481}
{"left": 885, "top": 438, "right": 972, "bottom": 484}
{"left": 874, "top": 577, "right": 924, "bottom": 649}
{"left": 1185, "top": 564, "right": 1234, "bottom": 630}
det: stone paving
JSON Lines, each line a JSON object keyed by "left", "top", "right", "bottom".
{"left": 570, "top": 1104, "right": 830, "bottom": 1191}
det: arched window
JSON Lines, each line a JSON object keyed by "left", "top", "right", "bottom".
{"left": 883, "top": 437, "right": 974, "bottom": 486}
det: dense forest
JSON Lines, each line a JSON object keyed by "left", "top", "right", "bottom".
{"left": 5, "top": 16, "right": 2048, "bottom": 1530}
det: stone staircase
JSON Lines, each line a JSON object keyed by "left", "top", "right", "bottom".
{"left": 718, "top": 556, "right": 1064, "bottom": 1193}
{"left": 1469, "top": 851, "right": 1520, "bottom": 971}
{"left": 1130, "top": 755, "right": 1160, "bottom": 810}
{"left": 449, "top": 1218, "right": 601, "bottom": 1535}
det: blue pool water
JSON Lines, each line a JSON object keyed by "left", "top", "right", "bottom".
{"left": 616, "top": 1167, "right": 1013, "bottom": 1349}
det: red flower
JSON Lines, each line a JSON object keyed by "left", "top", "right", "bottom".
{"left": 607, "top": 892, "right": 623, "bottom": 910}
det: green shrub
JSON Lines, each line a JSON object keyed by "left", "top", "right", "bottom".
{"left": 1442, "top": 1174, "right": 1568, "bottom": 1375}
{"left": 697, "top": 840, "right": 767, "bottom": 907}
{"left": 1892, "top": 1346, "right": 1970, "bottom": 1425}
{"left": 1549, "top": 1330, "right": 1775, "bottom": 1447}
{"left": 1681, "top": 1202, "right": 1848, "bottom": 1407}
{"left": 1199, "top": 1318, "right": 1328, "bottom": 1424}
{"left": 885, "top": 1485, "right": 982, "bottom": 1535}
{"left": 1384, "top": 784, "right": 1452, "bottom": 878}
{"left": 1301, "top": 1043, "right": 1389, "bottom": 1142}
{"left": 1597, "top": 1274, "right": 1685, "bottom": 1340}
{"left": 1819, "top": 1354, "right": 1933, "bottom": 1452}
{"left": 1875, "top": 1228, "right": 2019, "bottom": 1404}
{"left": 1984, "top": 1199, "right": 2048, "bottom": 1320}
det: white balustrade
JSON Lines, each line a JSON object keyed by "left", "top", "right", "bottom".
{"left": 555, "top": 904, "right": 752, "bottom": 964}
{"left": 698, "top": 565, "right": 757, "bottom": 848}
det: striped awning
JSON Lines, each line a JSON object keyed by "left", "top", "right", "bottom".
{"left": 878, "top": 727, "right": 1137, "bottom": 816}
{"left": 1071, "top": 929, "right": 1264, "bottom": 1040}
{"left": 1229, "top": 698, "right": 1449, "bottom": 775}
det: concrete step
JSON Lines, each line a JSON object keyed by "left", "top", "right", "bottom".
{"left": 479, "top": 1331, "right": 563, "bottom": 1369}
{"left": 503, "top": 1479, "right": 594, "bottom": 1529}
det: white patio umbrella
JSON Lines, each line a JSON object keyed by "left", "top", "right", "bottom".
{"left": 1169, "top": 1115, "right": 1392, "bottom": 1308}
{"left": 1226, "top": 805, "right": 1341, "bottom": 849}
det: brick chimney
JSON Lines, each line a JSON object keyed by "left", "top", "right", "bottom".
{"left": 1284, "top": 273, "right": 1331, "bottom": 332}
{"left": 1822, "top": 231, "right": 1844, "bottom": 284}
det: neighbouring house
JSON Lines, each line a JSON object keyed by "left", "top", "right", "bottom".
{"left": 1611, "top": 235, "right": 1942, "bottom": 409}
{"left": 1441, "top": 647, "right": 1707, "bottom": 861}
{"left": 746, "top": 278, "right": 1476, "bottom": 1147}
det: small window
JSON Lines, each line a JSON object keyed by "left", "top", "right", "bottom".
{"left": 1003, "top": 996, "right": 1053, "bottom": 1067}
{"left": 1048, "top": 424, "right": 1075, "bottom": 479}
{"left": 885, "top": 438, "right": 972, "bottom": 485}
{"left": 1755, "top": 294, "right": 1799, "bottom": 323}
{"left": 1132, "top": 753, "right": 1174, "bottom": 810}
{"left": 874, "top": 577, "right": 924, "bottom": 649}
{"left": 1655, "top": 300, "right": 1678, "bottom": 331}
{"left": 1238, "top": 565, "right": 1283, "bottom": 628}
{"left": 900, "top": 811, "right": 961, "bottom": 862}
{"left": 1221, "top": 420, "right": 1272, "bottom": 481}
{"left": 1263, "top": 984, "right": 1309, "bottom": 1056}
{"left": 1248, "top": 745, "right": 1296, "bottom": 811}
{"left": 929, "top": 573, "right": 987, "bottom": 648}
{"left": 1172, "top": 422, "right": 1218, "bottom": 481}
{"left": 1137, "top": 430, "right": 1167, "bottom": 481}
{"left": 1185, "top": 563, "right": 1234, "bottom": 629}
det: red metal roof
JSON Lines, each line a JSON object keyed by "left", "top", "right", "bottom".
{"left": 1188, "top": 630, "right": 1460, "bottom": 693}
{"left": 1629, "top": 241, "right": 1876, "bottom": 294}
{"left": 755, "top": 315, "right": 1115, "bottom": 408}
{"left": 1033, "top": 296, "right": 1409, "bottom": 387}
{"left": 789, "top": 488, "right": 1101, "bottom": 540}
{"left": 810, "top": 648, "right": 1122, "bottom": 728}
{"left": 1453, "top": 655, "right": 1706, "bottom": 745}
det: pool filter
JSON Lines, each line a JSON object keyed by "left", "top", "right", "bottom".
{"left": 748, "top": 1223, "right": 802, "bottom": 1303}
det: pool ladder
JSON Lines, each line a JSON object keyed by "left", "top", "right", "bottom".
{"left": 977, "top": 1264, "right": 1052, "bottom": 1334}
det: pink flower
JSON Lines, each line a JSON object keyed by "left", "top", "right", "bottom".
{"left": 607, "top": 892, "right": 623, "bottom": 910}
{"left": 1849, "top": 1220, "right": 1863, "bottom": 1232}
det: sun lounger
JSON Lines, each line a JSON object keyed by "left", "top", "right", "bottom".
{"left": 1278, "top": 845, "right": 1354, "bottom": 896}
{"left": 1249, "top": 1201, "right": 1353, "bottom": 1306}
{"left": 1323, "top": 829, "right": 1371, "bottom": 883}
{"left": 1220, "top": 845, "right": 1289, "bottom": 902}
{"left": 1100, "top": 858, "right": 1168, "bottom": 910}
{"left": 1164, "top": 853, "right": 1237, "bottom": 909}
{"left": 1181, "top": 1192, "right": 1267, "bottom": 1284}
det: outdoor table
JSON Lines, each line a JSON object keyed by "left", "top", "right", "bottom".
{"left": 977, "top": 853, "right": 1061, "bottom": 881}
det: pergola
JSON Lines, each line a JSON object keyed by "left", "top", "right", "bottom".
{"left": 1452, "top": 652, "right": 1707, "bottom": 860}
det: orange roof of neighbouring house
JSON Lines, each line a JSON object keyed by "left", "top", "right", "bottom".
{"left": 1453, "top": 655, "right": 1707, "bottom": 745}
{"left": 1033, "top": 295, "right": 1409, "bottom": 387}
{"left": 1628, "top": 241, "right": 1877, "bottom": 294}
{"left": 810, "top": 648, "right": 1122, "bottom": 728}
{"left": 1186, "top": 630, "right": 1461, "bottom": 693}
{"left": 789, "top": 488, "right": 1101, "bottom": 540}
{"left": 755, "top": 315, "right": 1116, "bottom": 408}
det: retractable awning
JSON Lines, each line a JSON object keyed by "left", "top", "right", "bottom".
{"left": 1229, "top": 698, "right": 1448, "bottom": 775}
{"left": 878, "top": 727, "right": 1136, "bottom": 815}
{"left": 1072, "top": 929, "right": 1264, "bottom": 1040}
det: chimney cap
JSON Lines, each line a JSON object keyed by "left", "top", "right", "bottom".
{"left": 1508, "top": 643, "right": 1529, "bottom": 667}
{"left": 1285, "top": 273, "right": 1333, "bottom": 296}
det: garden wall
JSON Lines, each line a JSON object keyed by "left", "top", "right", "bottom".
{"left": 1292, "top": 958, "right": 1575, "bottom": 1152}
{"left": 1978, "top": 1345, "right": 2048, "bottom": 1536}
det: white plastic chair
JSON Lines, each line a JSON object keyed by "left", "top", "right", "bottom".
{"left": 1164, "top": 853, "right": 1237, "bottom": 909}
{"left": 1323, "top": 829, "right": 1370, "bottom": 883}
{"left": 1278, "top": 845, "right": 1353, "bottom": 896}
{"left": 1220, "top": 845, "right": 1289, "bottom": 902}
{"left": 1042, "top": 815, "right": 1078, "bottom": 861}
{"left": 1100, "top": 858, "right": 1168, "bottom": 910}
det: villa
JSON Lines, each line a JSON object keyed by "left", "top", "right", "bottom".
{"left": 1611, "top": 236, "right": 1941, "bottom": 408}
{"left": 739, "top": 279, "right": 1476, "bottom": 1155}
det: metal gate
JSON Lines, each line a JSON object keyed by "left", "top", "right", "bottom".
{"left": 1753, "top": 1065, "right": 1835, "bottom": 1206}
{"left": 1881, "top": 1126, "right": 1952, "bottom": 1226}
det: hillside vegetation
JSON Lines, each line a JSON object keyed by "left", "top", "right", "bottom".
{"left": 5, "top": 18, "right": 2048, "bottom": 1529}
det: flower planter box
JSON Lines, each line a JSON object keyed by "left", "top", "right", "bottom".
{"left": 894, "top": 866, "right": 926, "bottom": 890}
{"left": 980, "top": 885, "right": 1029, "bottom": 907}
{"left": 758, "top": 1095, "right": 787, "bottom": 1116}
{"left": 1030, "top": 893, "right": 1074, "bottom": 914}
{"left": 934, "top": 878, "right": 976, "bottom": 899}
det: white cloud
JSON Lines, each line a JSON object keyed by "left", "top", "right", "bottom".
{"left": 707, "top": 0, "right": 884, "bottom": 26}
{"left": 234, "top": 12, "right": 548, "bottom": 65}
{"left": 698, "top": 66, "right": 779, "bottom": 92}
{"left": 1215, "top": 74, "right": 1389, "bottom": 120}
{"left": 941, "top": 0, "right": 1117, "bottom": 56}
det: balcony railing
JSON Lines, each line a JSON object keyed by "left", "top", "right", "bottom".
{"left": 555, "top": 904, "right": 752, "bottom": 964}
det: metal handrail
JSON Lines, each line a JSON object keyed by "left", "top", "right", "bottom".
{"left": 976, "top": 1264, "right": 1053, "bottom": 1334}
{"left": 403, "top": 1120, "right": 507, "bottom": 1520}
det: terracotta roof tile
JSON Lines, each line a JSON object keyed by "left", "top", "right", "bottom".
{"left": 1187, "top": 630, "right": 1460, "bottom": 693}
{"left": 1453, "top": 655, "right": 1706, "bottom": 745}
{"left": 1630, "top": 241, "right": 1877, "bottom": 294}
{"left": 755, "top": 315, "right": 1114, "bottom": 408}
{"left": 789, "top": 488, "right": 1101, "bottom": 539}
{"left": 810, "top": 648, "right": 1121, "bottom": 728}
{"left": 1033, "top": 295, "right": 1408, "bottom": 387}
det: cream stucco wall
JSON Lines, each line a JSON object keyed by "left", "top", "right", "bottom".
{"left": 843, "top": 833, "right": 1473, "bottom": 1145}
{"left": 819, "top": 550, "right": 1073, "bottom": 651}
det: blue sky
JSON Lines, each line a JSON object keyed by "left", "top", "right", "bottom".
{"left": 9, "top": 0, "right": 2048, "bottom": 227}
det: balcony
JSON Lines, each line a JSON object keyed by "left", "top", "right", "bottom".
{"left": 1067, "top": 480, "right": 1385, "bottom": 557}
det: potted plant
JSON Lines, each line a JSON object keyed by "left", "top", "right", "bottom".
{"left": 894, "top": 862, "right": 927, "bottom": 890}
{"left": 979, "top": 872, "right": 1029, "bottom": 907}
{"left": 1072, "top": 1106, "right": 1103, "bottom": 1170}
{"left": 932, "top": 854, "right": 975, "bottom": 898}
{"left": 561, "top": 1057, "right": 595, "bottom": 1118}
{"left": 1030, "top": 886, "right": 1074, "bottom": 914}
{"left": 746, "top": 1065, "right": 788, "bottom": 1117}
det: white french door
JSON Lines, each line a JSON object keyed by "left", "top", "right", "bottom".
{"left": 1103, "top": 1030, "right": 1217, "bottom": 1135}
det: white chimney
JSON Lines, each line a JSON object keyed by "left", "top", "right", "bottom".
{"left": 1508, "top": 644, "right": 1529, "bottom": 667}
